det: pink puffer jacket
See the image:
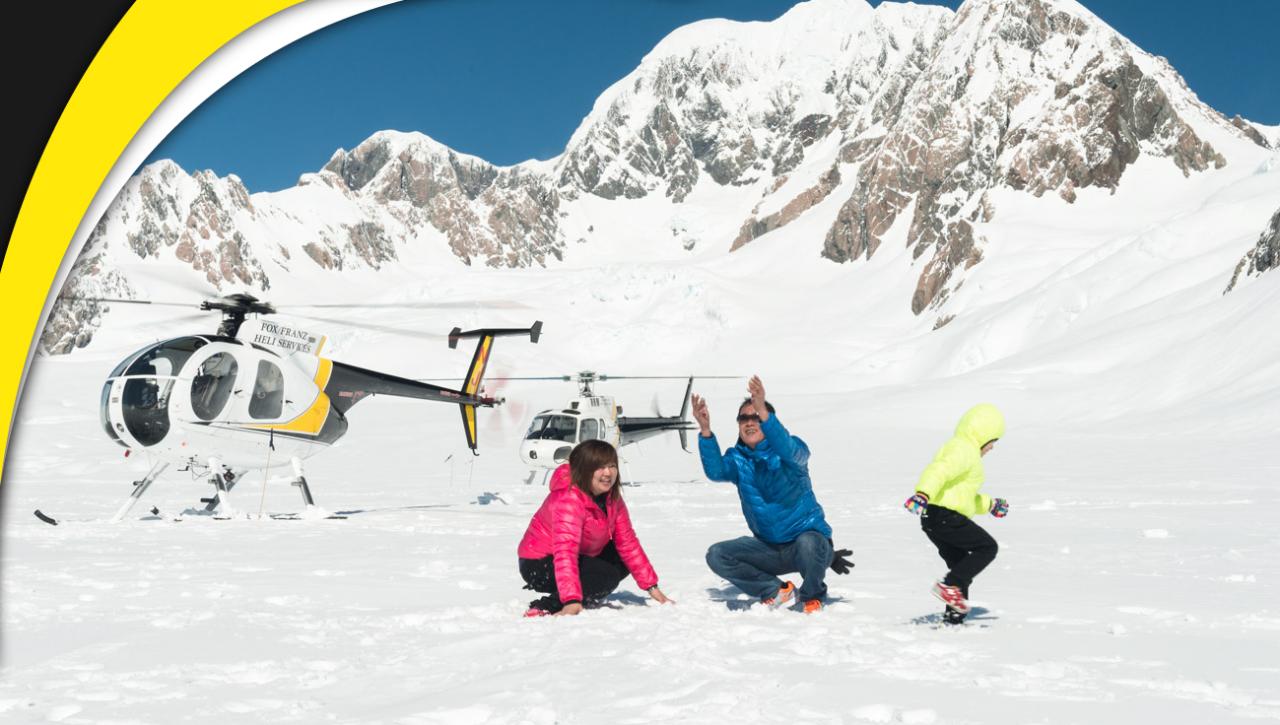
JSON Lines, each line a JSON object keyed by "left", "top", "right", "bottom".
{"left": 517, "top": 464, "right": 658, "bottom": 603}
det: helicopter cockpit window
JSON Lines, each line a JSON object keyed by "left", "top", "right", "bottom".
{"left": 526, "top": 414, "right": 578, "bottom": 443}
{"left": 114, "top": 338, "right": 208, "bottom": 447}
{"left": 249, "top": 360, "right": 284, "bottom": 419}
{"left": 120, "top": 377, "right": 176, "bottom": 446}
{"left": 190, "top": 352, "right": 239, "bottom": 421}
{"left": 580, "top": 418, "right": 601, "bottom": 441}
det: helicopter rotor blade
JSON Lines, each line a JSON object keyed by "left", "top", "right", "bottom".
{"left": 442, "top": 374, "right": 742, "bottom": 382}
{"left": 284, "top": 300, "right": 530, "bottom": 310}
{"left": 162, "top": 313, "right": 221, "bottom": 328}
{"left": 55, "top": 295, "right": 196, "bottom": 308}
{"left": 469, "top": 376, "right": 572, "bottom": 381}
{"left": 285, "top": 312, "right": 451, "bottom": 340}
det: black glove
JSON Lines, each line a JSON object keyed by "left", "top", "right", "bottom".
{"left": 830, "top": 547, "right": 854, "bottom": 575}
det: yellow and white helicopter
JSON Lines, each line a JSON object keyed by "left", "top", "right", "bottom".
{"left": 489, "top": 371, "right": 735, "bottom": 476}
{"left": 35, "top": 292, "right": 539, "bottom": 524}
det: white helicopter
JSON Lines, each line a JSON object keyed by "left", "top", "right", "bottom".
{"left": 35, "top": 292, "right": 540, "bottom": 524}
{"left": 488, "top": 371, "right": 735, "bottom": 477}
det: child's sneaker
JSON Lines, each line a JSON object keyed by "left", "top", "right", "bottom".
{"left": 523, "top": 607, "right": 551, "bottom": 618}
{"left": 802, "top": 599, "right": 824, "bottom": 614}
{"left": 931, "top": 581, "right": 969, "bottom": 613}
{"left": 762, "top": 581, "right": 797, "bottom": 609}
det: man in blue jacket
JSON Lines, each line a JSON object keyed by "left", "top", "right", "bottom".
{"left": 692, "top": 376, "right": 848, "bottom": 613}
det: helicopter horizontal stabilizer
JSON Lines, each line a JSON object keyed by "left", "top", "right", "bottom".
{"left": 448, "top": 320, "right": 542, "bottom": 350}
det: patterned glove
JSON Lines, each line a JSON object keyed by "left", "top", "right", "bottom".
{"left": 990, "top": 498, "right": 1009, "bottom": 518}
{"left": 904, "top": 492, "right": 929, "bottom": 515}
{"left": 830, "top": 547, "right": 854, "bottom": 575}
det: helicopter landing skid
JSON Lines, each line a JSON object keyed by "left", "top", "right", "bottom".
{"left": 289, "top": 457, "right": 317, "bottom": 508}
{"left": 109, "top": 461, "right": 171, "bottom": 523}
{"left": 205, "top": 457, "right": 240, "bottom": 519}
{"left": 523, "top": 469, "right": 551, "bottom": 486}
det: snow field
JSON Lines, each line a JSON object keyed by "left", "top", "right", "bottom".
{"left": 3, "top": 352, "right": 1279, "bottom": 723}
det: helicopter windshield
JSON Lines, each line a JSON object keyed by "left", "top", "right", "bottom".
{"left": 115, "top": 336, "right": 208, "bottom": 378}
{"left": 526, "top": 414, "right": 578, "bottom": 443}
{"left": 111, "top": 337, "right": 208, "bottom": 447}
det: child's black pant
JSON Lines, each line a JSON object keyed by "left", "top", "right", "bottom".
{"left": 920, "top": 504, "right": 998, "bottom": 596}
{"left": 519, "top": 542, "right": 629, "bottom": 612}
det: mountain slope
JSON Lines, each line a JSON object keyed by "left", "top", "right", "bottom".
{"left": 42, "top": 0, "right": 1275, "bottom": 366}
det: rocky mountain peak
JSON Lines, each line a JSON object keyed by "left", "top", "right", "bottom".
{"left": 44, "top": 0, "right": 1272, "bottom": 356}
{"left": 816, "top": 0, "right": 1239, "bottom": 316}
{"left": 1226, "top": 207, "right": 1280, "bottom": 292}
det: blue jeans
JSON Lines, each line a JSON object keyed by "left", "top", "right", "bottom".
{"left": 706, "top": 531, "right": 832, "bottom": 602}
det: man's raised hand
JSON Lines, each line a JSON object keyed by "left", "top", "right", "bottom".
{"left": 748, "top": 375, "right": 769, "bottom": 421}
{"left": 691, "top": 394, "right": 712, "bottom": 436}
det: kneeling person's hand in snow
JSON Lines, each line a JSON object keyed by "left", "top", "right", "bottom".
{"left": 830, "top": 547, "right": 854, "bottom": 575}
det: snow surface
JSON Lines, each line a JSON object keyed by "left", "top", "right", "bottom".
{"left": 5, "top": 144, "right": 1280, "bottom": 722}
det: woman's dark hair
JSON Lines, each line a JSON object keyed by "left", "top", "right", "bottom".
{"left": 569, "top": 439, "right": 623, "bottom": 500}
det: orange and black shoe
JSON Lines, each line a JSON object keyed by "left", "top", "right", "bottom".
{"left": 762, "top": 580, "right": 797, "bottom": 609}
{"left": 802, "top": 599, "right": 824, "bottom": 614}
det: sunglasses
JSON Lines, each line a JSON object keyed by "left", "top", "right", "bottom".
{"left": 736, "top": 413, "right": 761, "bottom": 424}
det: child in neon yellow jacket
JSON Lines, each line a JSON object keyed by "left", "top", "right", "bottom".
{"left": 904, "top": 403, "right": 1009, "bottom": 624}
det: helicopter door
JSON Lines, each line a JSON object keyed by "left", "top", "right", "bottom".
{"left": 248, "top": 360, "right": 285, "bottom": 420}
{"left": 190, "top": 352, "right": 239, "bottom": 421}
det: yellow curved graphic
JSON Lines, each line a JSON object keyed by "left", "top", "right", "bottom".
{"left": 0, "top": 1, "right": 303, "bottom": 485}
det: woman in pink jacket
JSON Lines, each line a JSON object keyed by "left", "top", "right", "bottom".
{"left": 517, "top": 440, "right": 671, "bottom": 616}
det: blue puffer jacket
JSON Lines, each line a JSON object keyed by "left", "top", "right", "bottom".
{"left": 698, "top": 414, "right": 831, "bottom": 545}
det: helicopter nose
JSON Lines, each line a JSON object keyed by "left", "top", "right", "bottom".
{"left": 521, "top": 439, "right": 571, "bottom": 468}
{"left": 519, "top": 440, "right": 543, "bottom": 465}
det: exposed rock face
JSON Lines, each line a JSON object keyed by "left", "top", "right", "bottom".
{"left": 39, "top": 219, "right": 135, "bottom": 355}
{"left": 1226, "top": 207, "right": 1280, "bottom": 292}
{"left": 322, "top": 133, "right": 563, "bottom": 267}
{"left": 1231, "top": 116, "right": 1272, "bottom": 150}
{"left": 556, "top": 0, "right": 953, "bottom": 209}
{"left": 821, "top": 0, "right": 1230, "bottom": 313}
{"left": 732, "top": 165, "right": 842, "bottom": 251}
{"left": 41, "top": 162, "right": 271, "bottom": 353}
{"left": 556, "top": 0, "right": 1247, "bottom": 315}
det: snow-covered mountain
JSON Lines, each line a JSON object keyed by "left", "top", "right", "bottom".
{"left": 43, "top": 0, "right": 1275, "bottom": 356}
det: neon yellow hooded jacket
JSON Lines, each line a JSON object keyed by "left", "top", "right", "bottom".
{"left": 916, "top": 404, "right": 1005, "bottom": 518}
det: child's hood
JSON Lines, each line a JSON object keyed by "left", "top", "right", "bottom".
{"left": 955, "top": 404, "right": 1005, "bottom": 448}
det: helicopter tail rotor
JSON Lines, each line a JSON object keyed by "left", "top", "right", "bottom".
{"left": 451, "top": 321, "right": 543, "bottom": 454}
{"left": 678, "top": 377, "right": 695, "bottom": 452}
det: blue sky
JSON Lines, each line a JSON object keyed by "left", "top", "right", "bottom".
{"left": 147, "top": 0, "right": 1280, "bottom": 193}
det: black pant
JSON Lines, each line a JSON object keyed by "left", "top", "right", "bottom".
{"left": 920, "top": 504, "right": 998, "bottom": 596}
{"left": 519, "top": 542, "right": 629, "bottom": 612}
